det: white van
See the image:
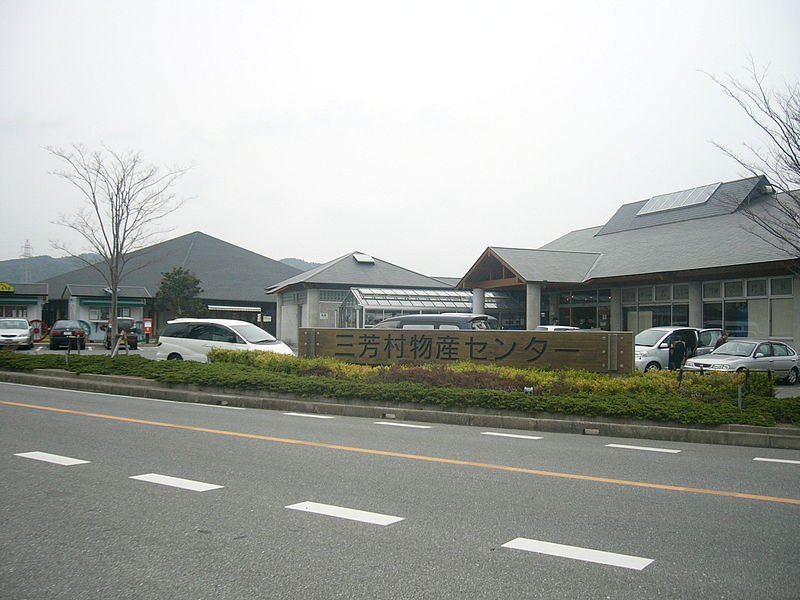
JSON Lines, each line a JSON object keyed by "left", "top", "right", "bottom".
{"left": 156, "top": 318, "right": 294, "bottom": 362}
{"left": 634, "top": 326, "right": 723, "bottom": 371}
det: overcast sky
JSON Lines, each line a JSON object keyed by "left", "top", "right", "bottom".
{"left": 1, "top": 0, "right": 798, "bottom": 277}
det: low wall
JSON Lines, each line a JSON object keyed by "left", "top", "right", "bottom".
{"left": 299, "top": 329, "right": 634, "bottom": 374}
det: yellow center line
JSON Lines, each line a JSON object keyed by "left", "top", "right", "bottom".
{"left": 3, "top": 399, "right": 799, "bottom": 505}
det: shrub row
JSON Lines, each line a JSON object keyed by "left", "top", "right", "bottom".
{"left": 1, "top": 350, "right": 796, "bottom": 427}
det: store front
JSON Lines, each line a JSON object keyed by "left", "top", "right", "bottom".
{"left": 0, "top": 282, "right": 48, "bottom": 321}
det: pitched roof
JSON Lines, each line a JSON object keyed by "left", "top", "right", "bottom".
{"left": 41, "top": 232, "right": 302, "bottom": 303}
{"left": 462, "top": 177, "right": 798, "bottom": 287}
{"left": 265, "top": 251, "right": 450, "bottom": 294}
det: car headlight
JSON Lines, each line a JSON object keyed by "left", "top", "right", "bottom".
{"left": 718, "top": 363, "right": 733, "bottom": 370}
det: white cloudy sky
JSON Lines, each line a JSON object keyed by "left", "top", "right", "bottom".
{"left": 1, "top": 0, "right": 798, "bottom": 277}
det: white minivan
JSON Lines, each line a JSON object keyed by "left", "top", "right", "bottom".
{"left": 156, "top": 318, "right": 294, "bottom": 362}
{"left": 634, "top": 326, "right": 724, "bottom": 372}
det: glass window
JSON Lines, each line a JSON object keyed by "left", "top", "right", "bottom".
{"left": 638, "top": 305, "right": 671, "bottom": 327}
{"left": 771, "top": 298, "right": 794, "bottom": 337}
{"left": 598, "top": 289, "right": 611, "bottom": 303}
{"left": 723, "top": 301, "right": 749, "bottom": 337}
{"left": 703, "top": 282, "right": 721, "bottom": 299}
{"left": 559, "top": 293, "right": 571, "bottom": 305}
{"left": 747, "top": 279, "right": 767, "bottom": 297}
{"left": 672, "top": 304, "right": 689, "bottom": 326}
{"left": 638, "top": 287, "right": 653, "bottom": 302}
{"left": 771, "top": 277, "right": 793, "bottom": 295}
{"left": 771, "top": 343, "right": 790, "bottom": 357}
{"left": 724, "top": 281, "right": 744, "bottom": 298}
{"left": 621, "top": 288, "right": 636, "bottom": 304}
{"left": 655, "top": 285, "right": 671, "bottom": 301}
{"left": 673, "top": 284, "right": 689, "bottom": 301}
{"left": 703, "top": 302, "right": 723, "bottom": 329}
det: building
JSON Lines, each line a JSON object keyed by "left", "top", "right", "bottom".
{"left": 0, "top": 282, "right": 48, "bottom": 322}
{"left": 459, "top": 176, "right": 800, "bottom": 345}
{"left": 41, "top": 231, "right": 301, "bottom": 341}
{"left": 265, "top": 251, "right": 459, "bottom": 347}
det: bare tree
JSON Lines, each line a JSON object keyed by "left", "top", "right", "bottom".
{"left": 48, "top": 144, "right": 188, "bottom": 355}
{"left": 705, "top": 58, "right": 800, "bottom": 257}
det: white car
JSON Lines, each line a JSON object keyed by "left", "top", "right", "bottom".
{"left": 685, "top": 339, "right": 799, "bottom": 385}
{"left": 634, "top": 326, "right": 724, "bottom": 371}
{"left": 0, "top": 318, "right": 34, "bottom": 350}
{"left": 155, "top": 318, "right": 294, "bottom": 362}
{"left": 534, "top": 325, "right": 580, "bottom": 332}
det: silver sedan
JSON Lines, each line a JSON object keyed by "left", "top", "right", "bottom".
{"left": 685, "top": 339, "right": 799, "bottom": 385}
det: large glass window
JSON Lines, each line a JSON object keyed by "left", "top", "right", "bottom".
{"left": 771, "top": 298, "right": 794, "bottom": 337}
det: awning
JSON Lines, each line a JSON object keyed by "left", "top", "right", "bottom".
{"left": 79, "top": 299, "right": 146, "bottom": 306}
{"left": 207, "top": 305, "right": 262, "bottom": 313}
{"left": 0, "top": 297, "right": 38, "bottom": 305}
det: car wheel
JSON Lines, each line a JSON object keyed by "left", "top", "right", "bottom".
{"left": 783, "top": 367, "right": 799, "bottom": 386}
{"left": 736, "top": 367, "right": 748, "bottom": 374}
{"left": 644, "top": 361, "right": 661, "bottom": 372}
{"left": 49, "top": 341, "right": 58, "bottom": 350}
{"left": 80, "top": 341, "right": 86, "bottom": 350}
{"left": 167, "top": 353, "right": 183, "bottom": 360}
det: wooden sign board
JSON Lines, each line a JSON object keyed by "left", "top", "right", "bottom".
{"left": 299, "top": 328, "right": 634, "bottom": 374}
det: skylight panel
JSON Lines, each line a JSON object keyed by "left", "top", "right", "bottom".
{"left": 353, "top": 252, "right": 375, "bottom": 264}
{"left": 637, "top": 182, "right": 721, "bottom": 216}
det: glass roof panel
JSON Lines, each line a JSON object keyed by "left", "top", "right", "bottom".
{"left": 637, "top": 182, "right": 720, "bottom": 215}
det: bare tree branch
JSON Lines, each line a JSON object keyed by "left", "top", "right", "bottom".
{"left": 704, "top": 59, "right": 800, "bottom": 260}
{"left": 47, "top": 144, "right": 188, "bottom": 356}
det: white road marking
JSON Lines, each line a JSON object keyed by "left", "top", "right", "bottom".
{"left": 284, "top": 412, "right": 335, "bottom": 419}
{"left": 754, "top": 457, "right": 800, "bottom": 465}
{"left": 606, "top": 443, "right": 681, "bottom": 454}
{"left": 374, "top": 422, "right": 432, "bottom": 429}
{"left": 129, "top": 473, "right": 223, "bottom": 491}
{"left": 502, "top": 537, "right": 654, "bottom": 570}
{"left": 286, "top": 501, "right": 404, "bottom": 526}
{"left": 481, "top": 431, "right": 543, "bottom": 440}
{"left": 14, "top": 451, "right": 90, "bottom": 466}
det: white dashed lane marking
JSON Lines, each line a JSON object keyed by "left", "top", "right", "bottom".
{"left": 129, "top": 473, "right": 224, "bottom": 492}
{"left": 374, "top": 422, "right": 432, "bottom": 429}
{"left": 286, "top": 501, "right": 404, "bottom": 526}
{"left": 754, "top": 457, "right": 800, "bottom": 465}
{"left": 606, "top": 443, "right": 681, "bottom": 454}
{"left": 481, "top": 432, "right": 543, "bottom": 440}
{"left": 283, "top": 412, "right": 336, "bottom": 419}
{"left": 502, "top": 537, "right": 654, "bottom": 570}
{"left": 14, "top": 451, "right": 90, "bottom": 466}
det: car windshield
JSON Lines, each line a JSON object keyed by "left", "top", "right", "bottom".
{"left": 634, "top": 329, "right": 668, "bottom": 346}
{"left": 0, "top": 319, "right": 28, "bottom": 329}
{"left": 55, "top": 321, "right": 81, "bottom": 328}
{"left": 230, "top": 323, "right": 277, "bottom": 344}
{"left": 711, "top": 341, "right": 756, "bottom": 357}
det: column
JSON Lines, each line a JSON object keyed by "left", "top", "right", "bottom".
{"left": 275, "top": 295, "right": 283, "bottom": 339}
{"left": 306, "top": 288, "right": 320, "bottom": 327}
{"left": 472, "top": 288, "right": 485, "bottom": 314}
{"left": 688, "top": 282, "right": 702, "bottom": 327}
{"left": 525, "top": 282, "right": 541, "bottom": 329}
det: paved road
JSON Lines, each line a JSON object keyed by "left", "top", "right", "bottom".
{"left": 2, "top": 382, "right": 799, "bottom": 599}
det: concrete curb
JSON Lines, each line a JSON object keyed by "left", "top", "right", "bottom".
{"left": 2, "top": 368, "right": 799, "bottom": 450}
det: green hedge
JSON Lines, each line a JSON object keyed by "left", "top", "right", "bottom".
{"left": 0, "top": 350, "right": 797, "bottom": 427}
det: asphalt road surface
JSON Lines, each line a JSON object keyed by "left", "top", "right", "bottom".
{"left": 2, "top": 381, "right": 799, "bottom": 599}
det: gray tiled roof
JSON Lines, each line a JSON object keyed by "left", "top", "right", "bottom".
{"left": 2, "top": 283, "right": 48, "bottom": 296}
{"left": 41, "top": 232, "right": 302, "bottom": 303}
{"left": 62, "top": 284, "right": 151, "bottom": 299}
{"left": 265, "top": 251, "right": 450, "bottom": 294}
{"left": 596, "top": 176, "right": 766, "bottom": 236}
{"left": 540, "top": 188, "right": 797, "bottom": 280}
{"left": 489, "top": 247, "right": 601, "bottom": 282}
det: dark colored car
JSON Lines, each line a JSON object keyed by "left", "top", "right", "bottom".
{"left": 104, "top": 317, "right": 139, "bottom": 350}
{"left": 49, "top": 320, "right": 86, "bottom": 350}
{"left": 372, "top": 313, "right": 500, "bottom": 330}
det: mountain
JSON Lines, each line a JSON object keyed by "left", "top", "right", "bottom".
{"left": 279, "top": 257, "right": 321, "bottom": 271}
{"left": 0, "top": 254, "right": 101, "bottom": 283}
{"left": 0, "top": 253, "right": 321, "bottom": 283}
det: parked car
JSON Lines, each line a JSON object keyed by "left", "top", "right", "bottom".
{"left": 0, "top": 318, "right": 34, "bottom": 350}
{"left": 685, "top": 339, "right": 799, "bottom": 385}
{"left": 634, "top": 326, "right": 724, "bottom": 371}
{"left": 155, "top": 318, "right": 294, "bottom": 362}
{"left": 48, "top": 319, "right": 87, "bottom": 350}
{"left": 534, "top": 325, "right": 580, "bottom": 332}
{"left": 372, "top": 313, "right": 500, "bottom": 330}
{"left": 104, "top": 317, "right": 138, "bottom": 350}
